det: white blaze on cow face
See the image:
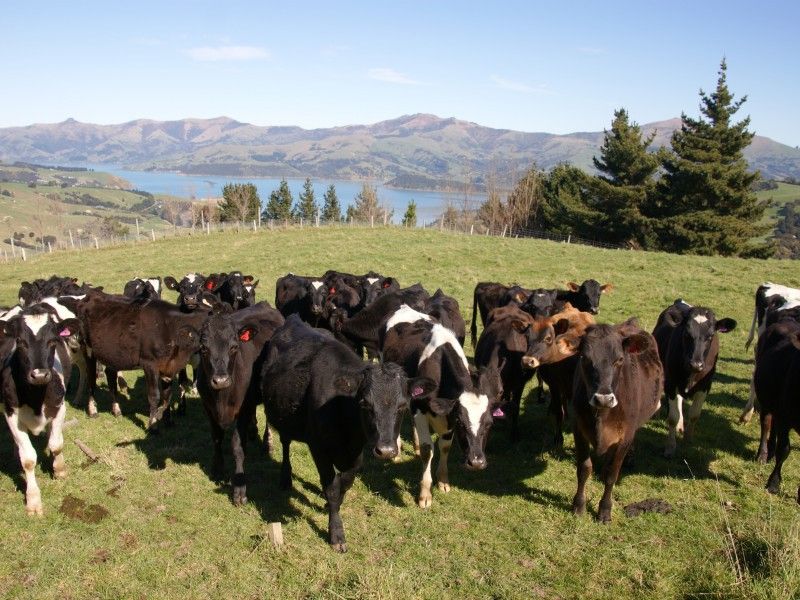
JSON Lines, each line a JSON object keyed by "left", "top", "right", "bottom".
{"left": 39, "top": 297, "right": 77, "bottom": 321}
{"left": 22, "top": 313, "right": 50, "bottom": 336}
{"left": 185, "top": 273, "right": 197, "bottom": 283}
{"left": 385, "top": 304, "right": 432, "bottom": 331}
{"left": 459, "top": 391, "right": 489, "bottom": 436}
{"left": 311, "top": 281, "right": 323, "bottom": 290}
{"left": 418, "top": 324, "right": 469, "bottom": 370}
{"left": 147, "top": 278, "right": 161, "bottom": 295}
{"left": 367, "top": 277, "right": 379, "bottom": 285}
{"left": 693, "top": 315, "right": 708, "bottom": 324}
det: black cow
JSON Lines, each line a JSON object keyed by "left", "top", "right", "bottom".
{"left": 424, "top": 289, "right": 466, "bottom": 346}
{"left": 470, "top": 282, "right": 530, "bottom": 347}
{"left": 274, "top": 273, "right": 329, "bottom": 325}
{"left": 360, "top": 271, "right": 400, "bottom": 306}
{"left": 0, "top": 307, "right": 79, "bottom": 515}
{"left": 652, "top": 300, "right": 736, "bottom": 457}
{"left": 753, "top": 320, "right": 800, "bottom": 502}
{"left": 519, "top": 288, "right": 561, "bottom": 319}
{"left": 381, "top": 306, "right": 502, "bottom": 508}
{"left": 572, "top": 320, "right": 663, "bottom": 522}
{"left": 59, "top": 289, "right": 208, "bottom": 429}
{"left": 164, "top": 273, "right": 209, "bottom": 311}
{"left": 18, "top": 275, "right": 90, "bottom": 307}
{"left": 196, "top": 302, "right": 283, "bottom": 505}
{"left": 123, "top": 276, "right": 162, "bottom": 300}
{"left": 261, "top": 315, "right": 434, "bottom": 551}
{"left": 556, "top": 279, "right": 612, "bottom": 315}
{"left": 205, "top": 271, "right": 259, "bottom": 310}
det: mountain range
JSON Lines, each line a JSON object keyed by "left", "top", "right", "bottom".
{"left": 1, "top": 114, "right": 799, "bottom": 189}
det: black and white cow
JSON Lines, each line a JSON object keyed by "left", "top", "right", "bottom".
{"left": 274, "top": 273, "right": 329, "bottom": 325}
{"left": 0, "top": 307, "right": 79, "bottom": 515}
{"left": 381, "top": 305, "right": 502, "bottom": 508}
{"left": 261, "top": 315, "right": 434, "bottom": 551}
{"left": 164, "top": 273, "right": 209, "bottom": 311}
{"left": 123, "top": 276, "right": 162, "bottom": 300}
{"left": 652, "top": 300, "right": 736, "bottom": 457}
{"left": 740, "top": 282, "right": 800, "bottom": 424}
{"left": 205, "top": 271, "right": 259, "bottom": 310}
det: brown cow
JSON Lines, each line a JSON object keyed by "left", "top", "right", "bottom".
{"left": 572, "top": 320, "right": 663, "bottom": 523}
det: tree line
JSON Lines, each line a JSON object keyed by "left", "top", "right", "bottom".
{"left": 479, "top": 60, "right": 774, "bottom": 258}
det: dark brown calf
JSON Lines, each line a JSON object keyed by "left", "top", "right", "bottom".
{"left": 572, "top": 321, "right": 663, "bottom": 523}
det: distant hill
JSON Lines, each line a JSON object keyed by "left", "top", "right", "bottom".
{"left": 1, "top": 114, "right": 799, "bottom": 188}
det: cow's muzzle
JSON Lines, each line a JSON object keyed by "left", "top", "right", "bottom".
{"left": 521, "top": 356, "right": 539, "bottom": 369}
{"left": 465, "top": 454, "right": 487, "bottom": 471}
{"left": 27, "top": 369, "right": 52, "bottom": 385}
{"left": 210, "top": 375, "right": 231, "bottom": 389}
{"left": 373, "top": 444, "right": 398, "bottom": 460}
{"left": 590, "top": 393, "right": 618, "bottom": 408}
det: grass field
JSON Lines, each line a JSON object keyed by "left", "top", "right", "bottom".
{"left": 0, "top": 227, "right": 799, "bottom": 599}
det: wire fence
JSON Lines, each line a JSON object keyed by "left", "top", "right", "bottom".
{"left": 0, "top": 213, "right": 626, "bottom": 264}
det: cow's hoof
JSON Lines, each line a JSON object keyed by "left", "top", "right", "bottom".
{"left": 766, "top": 481, "right": 780, "bottom": 495}
{"left": 87, "top": 400, "right": 98, "bottom": 418}
{"left": 26, "top": 500, "right": 43, "bottom": 516}
{"left": 757, "top": 452, "right": 768, "bottom": 464}
{"left": 572, "top": 499, "right": 586, "bottom": 516}
{"left": 437, "top": 482, "right": 451, "bottom": 493}
{"left": 599, "top": 512, "right": 612, "bottom": 524}
{"left": 53, "top": 466, "right": 67, "bottom": 480}
{"left": 330, "top": 542, "right": 347, "bottom": 553}
{"left": 111, "top": 403, "right": 122, "bottom": 417}
{"left": 739, "top": 410, "right": 754, "bottom": 425}
{"left": 232, "top": 488, "right": 248, "bottom": 506}
{"left": 418, "top": 494, "right": 432, "bottom": 509}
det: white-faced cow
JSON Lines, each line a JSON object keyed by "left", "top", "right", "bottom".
{"left": 196, "top": 302, "right": 283, "bottom": 505}
{"left": 0, "top": 307, "right": 80, "bottom": 515}
{"left": 652, "top": 300, "right": 736, "bottom": 457}
{"left": 752, "top": 319, "right": 800, "bottom": 503}
{"left": 261, "top": 315, "right": 434, "bottom": 551}
{"left": 381, "top": 305, "right": 502, "bottom": 509}
{"left": 572, "top": 320, "right": 663, "bottom": 522}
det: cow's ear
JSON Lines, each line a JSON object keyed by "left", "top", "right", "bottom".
{"left": 428, "top": 396, "right": 457, "bottom": 416}
{"left": 164, "top": 276, "right": 179, "bottom": 290}
{"left": 250, "top": 279, "right": 259, "bottom": 289}
{"left": 56, "top": 318, "right": 81, "bottom": 339}
{"left": 553, "top": 318, "right": 570, "bottom": 336}
{"left": 555, "top": 334, "right": 580, "bottom": 356}
{"left": 505, "top": 323, "right": 529, "bottom": 353}
{"left": 199, "top": 291, "right": 224, "bottom": 311}
{"left": 204, "top": 275, "right": 221, "bottom": 291}
{"left": 513, "top": 291, "right": 527, "bottom": 303}
{"left": 177, "top": 325, "right": 201, "bottom": 352}
{"left": 566, "top": 281, "right": 580, "bottom": 292}
{"left": 243, "top": 275, "right": 254, "bottom": 284}
{"left": 0, "top": 319, "right": 9, "bottom": 338}
{"left": 510, "top": 319, "right": 530, "bottom": 334}
{"left": 715, "top": 318, "right": 737, "bottom": 333}
{"left": 791, "top": 332, "right": 800, "bottom": 351}
{"left": 622, "top": 332, "right": 652, "bottom": 354}
{"left": 663, "top": 306, "right": 684, "bottom": 327}
{"left": 238, "top": 325, "right": 258, "bottom": 343}
{"left": 408, "top": 376, "right": 437, "bottom": 400}
{"left": 600, "top": 283, "right": 613, "bottom": 294}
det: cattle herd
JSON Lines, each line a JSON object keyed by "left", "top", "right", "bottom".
{"left": 1, "top": 271, "right": 798, "bottom": 551}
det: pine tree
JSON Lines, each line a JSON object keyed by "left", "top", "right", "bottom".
{"left": 294, "top": 177, "right": 318, "bottom": 221}
{"left": 402, "top": 199, "right": 417, "bottom": 227}
{"left": 219, "top": 183, "right": 260, "bottom": 222}
{"left": 349, "top": 183, "right": 381, "bottom": 222}
{"left": 321, "top": 183, "right": 343, "bottom": 222}
{"left": 655, "top": 59, "right": 772, "bottom": 257}
{"left": 585, "top": 109, "right": 660, "bottom": 247}
{"left": 261, "top": 178, "right": 294, "bottom": 222}
{"left": 538, "top": 164, "right": 605, "bottom": 239}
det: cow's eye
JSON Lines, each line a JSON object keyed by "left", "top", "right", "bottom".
{"left": 229, "top": 346, "right": 238, "bottom": 354}
{"left": 544, "top": 336, "right": 552, "bottom": 344}
{"left": 614, "top": 357, "right": 624, "bottom": 368}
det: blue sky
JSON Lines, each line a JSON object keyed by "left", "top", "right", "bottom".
{"left": 3, "top": 1, "right": 799, "bottom": 146}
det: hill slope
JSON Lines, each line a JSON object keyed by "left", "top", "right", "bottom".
{"left": 1, "top": 114, "right": 799, "bottom": 187}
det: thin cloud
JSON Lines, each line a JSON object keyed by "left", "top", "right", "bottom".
{"left": 368, "top": 68, "right": 421, "bottom": 85}
{"left": 491, "top": 75, "right": 553, "bottom": 95}
{"left": 184, "top": 46, "right": 270, "bottom": 61}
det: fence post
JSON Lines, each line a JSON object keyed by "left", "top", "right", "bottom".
{"left": 151, "top": 229, "right": 156, "bottom": 242}
{"left": 136, "top": 218, "right": 140, "bottom": 239}
{"left": 300, "top": 218, "right": 304, "bottom": 228}
{"left": 68, "top": 230, "right": 74, "bottom": 248}
{"left": 21, "top": 248, "right": 27, "bottom": 261}
{"left": 349, "top": 216, "right": 353, "bottom": 227}
{"left": 370, "top": 215, "right": 374, "bottom": 228}
{"left": 470, "top": 224, "right": 474, "bottom": 235}
{"left": 48, "top": 242, "right": 52, "bottom": 253}
{"left": 383, "top": 210, "right": 388, "bottom": 226}
{"left": 94, "top": 237, "right": 99, "bottom": 249}
{"left": 567, "top": 234, "right": 571, "bottom": 244}
{"left": 316, "top": 209, "right": 320, "bottom": 228}
{"left": 501, "top": 225, "right": 507, "bottom": 238}
{"left": 10, "top": 237, "right": 15, "bottom": 257}
{"left": 439, "top": 218, "right": 443, "bottom": 232}
{"left": 252, "top": 220, "right": 257, "bottom": 232}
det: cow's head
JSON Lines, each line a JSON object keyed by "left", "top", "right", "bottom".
{"left": 663, "top": 304, "right": 736, "bottom": 373}
{"left": 337, "top": 361, "right": 434, "bottom": 460}
{"left": 242, "top": 275, "right": 259, "bottom": 307}
{"left": 452, "top": 365, "right": 501, "bottom": 471}
{"left": 123, "top": 276, "right": 162, "bottom": 300}
{"left": 520, "top": 318, "right": 571, "bottom": 369}
{"left": 363, "top": 274, "right": 399, "bottom": 306}
{"left": 306, "top": 279, "right": 328, "bottom": 316}
{"left": 520, "top": 288, "right": 559, "bottom": 318}
{"left": 576, "top": 321, "right": 653, "bottom": 409}
{"left": 566, "top": 279, "right": 613, "bottom": 314}
{"left": 0, "top": 309, "right": 79, "bottom": 386}
{"left": 164, "top": 273, "right": 207, "bottom": 310}
{"left": 199, "top": 312, "right": 257, "bottom": 390}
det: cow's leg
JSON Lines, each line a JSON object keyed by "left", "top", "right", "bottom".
{"left": 310, "top": 448, "right": 360, "bottom": 552}
{"left": 105, "top": 367, "right": 122, "bottom": 417}
{"left": 412, "top": 423, "right": 421, "bottom": 457}
{"left": 69, "top": 347, "right": 88, "bottom": 407}
{"left": 435, "top": 431, "right": 453, "bottom": 493}
{"left": 549, "top": 387, "right": 566, "bottom": 449}
{"left": 572, "top": 431, "right": 592, "bottom": 516}
{"left": 535, "top": 371, "right": 548, "bottom": 404}
{"left": 231, "top": 427, "right": 247, "bottom": 505}
{"left": 413, "top": 411, "right": 435, "bottom": 508}
{"left": 757, "top": 410, "right": 773, "bottom": 464}
{"left": 144, "top": 367, "right": 168, "bottom": 431}
{"left": 684, "top": 391, "right": 707, "bottom": 443}
{"left": 766, "top": 425, "right": 791, "bottom": 495}
{"left": 598, "top": 442, "right": 630, "bottom": 524}
{"left": 5, "top": 412, "right": 42, "bottom": 515}
{"left": 207, "top": 415, "right": 224, "bottom": 482}
{"left": 86, "top": 354, "right": 99, "bottom": 418}
{"left": 664, "top": 393, "right": 684, "bottom": 458}
{"left": 739, "top": 377, "right": 757, "bottom": 424}
{"left": 509, "top": 383, "right": 523, "bottom": 443}
{"left": 279, "top": 437, "right": 292, "bottom": 490}
{"left": 47, "top": 402, "right": 68, "bottom": 479}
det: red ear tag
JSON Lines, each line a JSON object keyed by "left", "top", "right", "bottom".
{"left": 383, "top": 282, "right": 390, "bottom": 288}
{"left": 412, "top": 386, "right": 424, "bottom": 397}
{"left": 239, "top": 330, "right": 251, "bottom": 342}
{"left": 205, "top": 281, "right": 214, "bottom": 289}
{"left": 59, "top": 328, "right": 71, "bottom": 337}
{"left": 329, "top": 287, "right": 336, "bottom": 294}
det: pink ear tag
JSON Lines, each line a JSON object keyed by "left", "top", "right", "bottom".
{"left": 59, "top": 328, "right": 71, "bottom": 337}
{"left": 412, "top": 386, "right": 424, "bottom": 397}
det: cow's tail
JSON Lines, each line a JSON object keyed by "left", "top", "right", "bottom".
{"left": 744, "top": 303, "right": 758, "bottom": 350}
{"left": 470, "top": 287, "right": 479, "bottom": 348}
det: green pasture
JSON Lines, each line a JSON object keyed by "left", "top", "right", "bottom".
{"left": 0, "top": 227, "right": 798, "bottom": 599}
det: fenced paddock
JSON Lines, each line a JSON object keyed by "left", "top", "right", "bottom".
{"left": 0, "top": 227, "right": 798, "bottom": 599}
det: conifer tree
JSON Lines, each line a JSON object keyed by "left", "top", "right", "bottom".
{"left": 349, "top": 183, "right": 381, "bottom": 222}
{"left": 261, "top": 178, "right": 294, "bottom": 222}
{"left": 294, "top": 177, "right": 318, "bottom": 221}
{"left": 402, "top": 199, "right": 418, "bottom": 227}
{"left": 219, "top": 183, "right": 260, "bottom": 222}
{"left": 655, "top": 59, "right": 771, "bottom": 257}
{"left": 321, "top": 183, "right": 343, "bottom": 222}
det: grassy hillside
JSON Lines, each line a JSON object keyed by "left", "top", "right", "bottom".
{"left": 0, "top": 228, "right": 799, "bottom": 599}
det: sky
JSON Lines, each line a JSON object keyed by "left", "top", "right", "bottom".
{"left": 2, "top": 1, "right": 799, "bottom": 146}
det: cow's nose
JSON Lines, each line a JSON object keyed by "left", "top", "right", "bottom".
{"left": 466, "top": 455, "right": 487, "bottom": 471}
{"left": 690, "top": 361, "right": 704, "bottom": 372}
{"left": 521, "top": 356, "right": 539, "bottom": 369}
{"left": 211, "top": 375, "right": 231, "bottom": 389}
{"left": 373, "top": 444, "right": 398, "bottom": 460}
{"left": 28, "top": 369, "right": 52, "bottom": 385}
{"left": 591, "top": 393, "right": 618, "bottom": 408}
